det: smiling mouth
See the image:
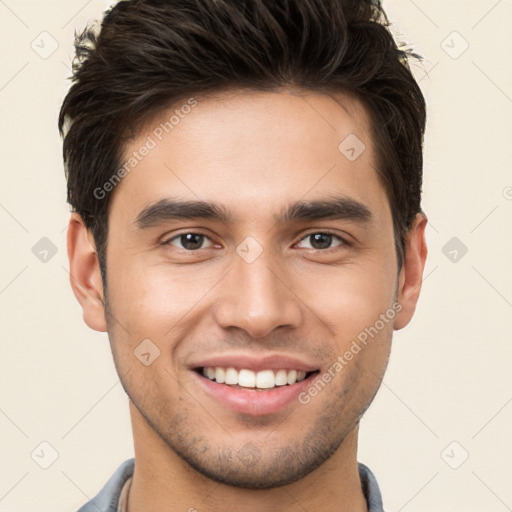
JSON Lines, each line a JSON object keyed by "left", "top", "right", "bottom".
{"left": 195, "top": 367, "right": 319, "bottom": 390}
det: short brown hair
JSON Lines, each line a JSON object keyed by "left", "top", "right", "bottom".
{"left": 59, "top": 0, "right": 426, "bottom": 280}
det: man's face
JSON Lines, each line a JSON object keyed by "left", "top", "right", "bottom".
{"left": 94, "top": 89, "right": 410, "bottom": 488}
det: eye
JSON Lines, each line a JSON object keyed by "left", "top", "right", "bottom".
{"left": 165, "top": 232, "right": 214, "bottom": 251}
{"left": 296, "top": 232, "right": 347, "bottom": 251}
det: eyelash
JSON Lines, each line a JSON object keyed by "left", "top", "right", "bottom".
{"left": 163, "top": 230, "right": 350, "bottom": 252}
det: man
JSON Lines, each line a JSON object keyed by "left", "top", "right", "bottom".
{"left": 59, "top": 0, "right": 427, "bottom": 510}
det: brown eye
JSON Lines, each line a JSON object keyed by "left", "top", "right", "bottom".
{"left": 167, "top": 233, "right": 213, "bottom": 250}
{"left": 297, "top": 232, "right": 345, "bottom": 250}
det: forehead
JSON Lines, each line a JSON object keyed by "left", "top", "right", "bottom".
{"left": 108, "top": 88, "right": 390, "bottom": 225}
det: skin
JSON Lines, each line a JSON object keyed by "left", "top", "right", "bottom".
{"left": 68, "top": 88, "right": 427, "bottom": 512}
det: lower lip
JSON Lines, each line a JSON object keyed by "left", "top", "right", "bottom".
{"left": 192, "top": 371, "right": 318, "bottom": 416}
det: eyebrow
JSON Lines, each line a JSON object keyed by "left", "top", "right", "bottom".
{"left": 135, "top": 195, "right": 373, "bottom": 229}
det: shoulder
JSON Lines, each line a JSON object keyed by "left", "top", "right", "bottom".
{"left": 358, "top": 462, "right": 384, "bottom": 512}
{"left": 76, "top": 458, "right": 135, "bottom": 512}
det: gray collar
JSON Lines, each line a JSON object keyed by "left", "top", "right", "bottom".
{"left": 77, "top": 458, "right": 384, "bottom": 511}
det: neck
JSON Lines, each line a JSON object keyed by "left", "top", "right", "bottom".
{"left": 126, "top": 401, "right": 368, "bottom": 512}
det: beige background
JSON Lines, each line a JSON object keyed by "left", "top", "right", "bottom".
{"left": 1, "top": 0, "right": 511, "bottom": 511}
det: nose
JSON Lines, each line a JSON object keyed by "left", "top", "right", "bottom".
{"left": 211, "top": 247, "right": 303, "bottom": 339}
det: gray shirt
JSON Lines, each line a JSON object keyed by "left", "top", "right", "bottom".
{"left": 76, "top": 458, "right": 384, "bottom": 511}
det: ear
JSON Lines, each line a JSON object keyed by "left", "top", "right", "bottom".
{"left": 67, "top": 213, "right": 107, "bottom": 332}
{"left": 394, "top": 212, "right": 428, "bottom": 331}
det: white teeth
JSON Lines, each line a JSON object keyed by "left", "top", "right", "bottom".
{"left": 287, "top": 369, "right": 297, "bottom": 385}
{"left": 256, "top": 369, "right": 275, "bottom": 389}
{"left": 238, "top": 369, "right": 256, "bottom": 388}
{"left": 224, "top": 367, "right": 238, "bottom": 385}
{"left": 215, "top": 367, "right": 225, "bottom": 384}
{"left": 201, "top": 366, "right": 312, "bottom": 389}
{"left": 274, "top": 369, "right": 288, "bottom": 386}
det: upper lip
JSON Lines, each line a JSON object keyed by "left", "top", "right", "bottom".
{"left": 190, "top": 353, "right": 319, "bottom": 373}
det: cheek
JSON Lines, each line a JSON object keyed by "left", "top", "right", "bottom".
{"left": 295, "top": 257, "right": 397, "bottom": 338}
{"left": 107, "top": 259, "right": 221, "bottom": 337}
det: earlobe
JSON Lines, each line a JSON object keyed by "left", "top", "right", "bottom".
{"left": 394, "top": 212, "right": 428, "bottom": 331}
{"left": 67, "top": 213, "right": 107, "bottom": 332}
